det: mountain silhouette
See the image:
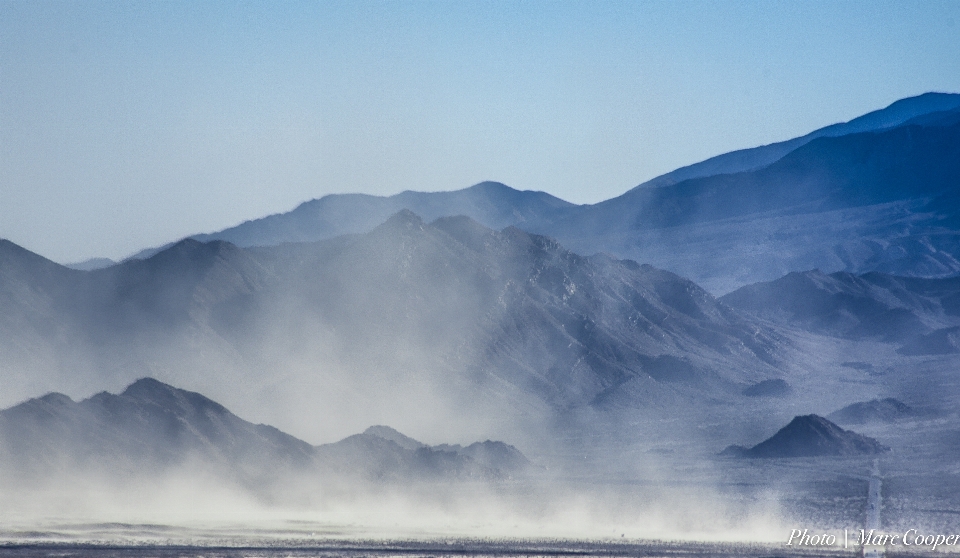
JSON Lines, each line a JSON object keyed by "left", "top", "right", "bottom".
{"left": 127, "top": 181, "right": 579, "bottom": 261}
{"left": 0, "top": 378, "right": 530, "bottom": 489}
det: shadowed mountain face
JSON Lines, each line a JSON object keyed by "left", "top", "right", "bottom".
{"left": 0, "top": 213, "right": 782, "bottom": 448}
{"left": 897, "top": 326, "right": 960, "bottom": 356}
{"left": 720, "top": 270, "right": 960, "bottom": 347}
{"left": 591, "top": 122, "right": 960, "bottom": 230}
{"left": 723, "top": 414, "right": 888, "bottom": 458}
{"left": 631, "top": 92, "right": 960, "bottom": 190}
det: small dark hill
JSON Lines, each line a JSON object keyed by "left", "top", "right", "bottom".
{"left": 723, "top": 414, "right": 888, "bottom": 458}
{"left": 828, "top": 398, "right": 916, "bottom": 425}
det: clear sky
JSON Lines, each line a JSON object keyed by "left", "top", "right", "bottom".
{"left": 2, "top": 0, "right": 959, "bottom": 263}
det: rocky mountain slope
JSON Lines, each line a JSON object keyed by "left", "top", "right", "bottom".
{"left": 720, "top": 269, "right": 960, "bottom": 351}
{"left": 0, "top": 213, "right": 783, "bottom": 449}
{"left": 543, "top": 113, "right": 960, "bottom": 292}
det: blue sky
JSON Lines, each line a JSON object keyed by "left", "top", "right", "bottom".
{"left": 2, "top": 0, "right": 959, "bottom": 263}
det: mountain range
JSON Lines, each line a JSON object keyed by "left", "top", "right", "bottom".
{"left": 545, "top": 99, "right": 960, "bottom": 292}
{"left": 0, "top": 378, "right": 528, "bottom": 494}
{"left": 5, "top": 92, "right": 960, "bottom": 507}
{"left": 0, "top": 211, "right": 786, "bottom": 452}
{"left": 12, "top": 93, "right": 960, "bottom": 442}
{"left": 83, "top": 92, "right": 960, "bottom": 295}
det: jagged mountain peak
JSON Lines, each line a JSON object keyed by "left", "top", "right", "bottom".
{"left": 121, "top": 180, "right": 579, "bottom": 262}
{"left": 37, "top": 392, "right": 74, "bottom": 405}
{"left": 362, "top": 425, "right": 427, "bottom": 451}
{"left": 376, "top": 209, "right": 426, "bottom": 231}
{"left": 120, "top": 377, "right": 229, "bottom": 416}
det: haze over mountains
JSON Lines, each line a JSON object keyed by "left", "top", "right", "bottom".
{"left": 6, "top": 92, "right": 960, "bottom": 532}
{"left": 10, "top": 92, "right": 960, "bottom": 444}
{"left": 1, "top": 211, "right": 788, "bottom": 450}
{"left": 0, "top": 378, "right": 529, "bottom": 500}
{"left": 122, "top": 182, "right": 580, "bottom": 262}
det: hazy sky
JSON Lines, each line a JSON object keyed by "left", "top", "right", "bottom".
{"left": 2, "top": 1, "right": 959, "bottom": 263}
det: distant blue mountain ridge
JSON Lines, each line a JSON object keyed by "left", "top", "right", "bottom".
{"left": 119, "top": 181, "right": 580, "bottom": 262}
{"left": 68, "top": 92, "right": 960, "bottom": 293}
{"left": 632, "top": 91, "right": 960, "bottom": 189}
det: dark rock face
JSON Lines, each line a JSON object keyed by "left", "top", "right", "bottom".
{"left": 742, "top": 379, "right": 791, "bottom": 398}
{"left": 723, "top": 414, "right": 889, "bottom": 458}
{"left": 828, "top": 398, "right": 916, "bottom": 425}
